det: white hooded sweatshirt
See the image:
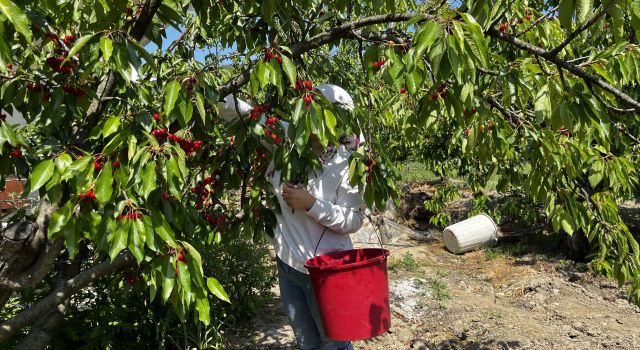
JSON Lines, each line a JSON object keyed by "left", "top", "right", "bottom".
{"left": 219, "top": 84, "right": 366, "bottom": 273}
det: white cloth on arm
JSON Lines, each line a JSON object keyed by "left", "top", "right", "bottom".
{"left": 219, "top": 95, "right": 253, "bottom": 121}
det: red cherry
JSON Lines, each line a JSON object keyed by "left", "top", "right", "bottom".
{"left": 63, "top": 35, "right": 75, "bottom": 45}
{"left": 304, "top": 94, "right": 313, "bottom": 105}
{"left": 499, "top": 23, "right": 507, "bottom": 32}
{"left": 372, "top": 61, "right": 380, "bottom": 69}
{"left": 379, "top": 59, "right": 385, "bottom": 66}
{"left": 152, "top": 113, "right": 160, "bottom": 121}
{"left": 295, "top": 79, "right": 304, "bottom": 90}
{"left": 303, "top": 80, "right": 313, "bottom": 91}
{"left": 178, "top": 253, "right": 186, "bottom": 262}
{"left": 10, "top": 148, "right": 22, "bottom": 158}
{"left": 525, "top": 15, "right": 531, "bottom": 21}
{"left": 162, "top": 193, "right": 170, "bottom": 201}
{"left": 399, "top": 87, "right": 407, "bottom": 94}
{"left": 112, "top": 160, "right": 120, "bottom": 168}
{"left": 5, "top": 63, "right": 12, "bottom": 70}
{"left": 277, "top": 56, "right": 283, "bottom": 64}
{"left": 94, "top": 161, "right": 102, "bottom": 171}
{"left": 175, "top": 266, "right": 180, "bottom": 276}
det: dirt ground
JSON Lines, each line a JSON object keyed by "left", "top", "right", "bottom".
{"left": 225, "top": 184, "right": 640, "bottom": 350}
{"left": 225, "top": 234, "right": 640, "bottom": 350}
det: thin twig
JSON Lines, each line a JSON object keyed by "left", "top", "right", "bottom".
{"left": 550, "top": 0, "right": 618, "bottom": 56}
{"left": 486, "top": 28, "right": 640, "bottom": 112}
{"left": 516, "top": 6, "right": 559, "bottom": 37}
{"left": 535, "top": 55, "right": 554, "bottom": 76}
{"left": 586, "top": 83, "right": 637, "bottom": 114}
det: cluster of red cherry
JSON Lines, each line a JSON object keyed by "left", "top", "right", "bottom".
{"left": 62, "top": 84, "right": 85, "bottom": 97}
{"left": 250, "top": 103, "right": 271, "bottom": 121}
{"left": 116, "top": 210, "right": 144, "bottom": 221}
{"left": 79, "top": 189, "right": 96, "bottom": 201}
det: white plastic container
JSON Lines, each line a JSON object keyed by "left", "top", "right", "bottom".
{"left": 443, "top": 214, "right": 498, "bottom": 254}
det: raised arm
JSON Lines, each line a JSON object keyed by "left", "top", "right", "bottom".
{"left": 304, "top": 169, "right": 366, "bottom": 235}
{"left": 218, "top": 95, "right": 253, "bottom": 121}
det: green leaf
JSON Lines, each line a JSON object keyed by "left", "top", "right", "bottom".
{"left": 128, "top": 219, "right": 145, "bottom": 263}
{"left": 29, "top": 159, "right": 55, "bottom": 193}
{"left": 100, "top": 36, "right": 113, "bottom": 62}
{"left": 131, "top": 40, "right": 157, "bottom": 70}
{"left": 558, "top": 0, "right": 575, "bottom": 29}
{"left": 280, "top": 55, "right": 297, "bottom": 87}
{"left": 608, "top": 4, "right": 625, "bottom": 42}
{"left": 291, "top": 98, "right": 304, "bottom": 124}
{"left": 114, "top": 43, "right": 133, "bottom": 82}
{"left": 128, "top": 135, "right": 137, "bottom": 161}
{"left": 177, "top": 261, "right": 191, "bottom": 296}
{"left": 561, "top": 217, "right": 574, "bottom": 235}
{"left": 61, "top": 217, "right": 80, "bottom": 258}
{"left": 534, "top": 84, "right": 551, "bottom": 123}
{"left": 0, "top": 122, "right": 17, "bottom": 146}
{"left": 179, "top": 99, "right": 193, "bottom": 125}
{"left": 461, "top": 13, "right": 489, "bottom": 67}
{"left": 62, "top": 156, "right": 92, "bottom": 181}
{"left": 576, "top": 0, "right": 592, "bottom": 24}
{"left": 0, "top": 0, "right": 32, "bottom": 43}
{"left": 63, "top": 34, "right": 95, "bottom": 64}
{"left": 207, "top": 277, "right": 230, "bottom": 303}
{"left": 162, "top": 257, "right": 176, "bottom": 303}
{"left": 195, "top": 92, "right": 206, "bottom": 124}
{"left": 324, "top": 109, "right": 337, "bottom": 136}
{"left": 257, "top": 61, "right": 269, "bottom": 87}
{"left": 181, "top": 241, "right": 203, "bottom": 277}
{"left": 163, "top": 80, "right": 181, "bottom": 115}
{"left": 141, "top": 160, "right": 157, "bottom": 199}
{"left": 261, "top": 0, "right": 276, "bottom": 24}
{"left": 95, "top": 162, "right": 113, "bottom": 206}
{"left": 413, "top": 21, "right": 440, "bottom": 62}
{"left": 195, "top": 294, "right": 210, "bottom": 325}
{"left": 108, "top": 224, "right": 128, "bottom": 261}
{"left": 103, "top": 116, "right": 120, "bottom": 138}
{"left": 48, "top": 200, "right": 74, "bottom": 238}
{"left": 152, "top": 212, "right": 178, "bottom": 248}
{"left": 55, "top": 153, "right": 73, "bottom": 173}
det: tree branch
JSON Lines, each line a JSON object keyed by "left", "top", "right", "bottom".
{"left": 0, "top": 200, "right": 60, "bottom": 306}
{"left": 71, "top": 0, "right": 164, "bottom": 146}
{"left": 485, "top": 95, "right": 525, "bottom": 128}
{"left": 486, "top": 28, "right": 640, "bottom": 111}
{"left": 14, "top": 252, "right": 83, "bottom": 350}
{"left": 215, "top": 13, "right": 422, "bottom": 99}
{"left": 0, "top": 251, "right": 135, "bottom": 341}
{"left": 549, "top": 0, "right": 618, "bottom": 56}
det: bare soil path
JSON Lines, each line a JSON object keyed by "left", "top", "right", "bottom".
{"left": 225, "top": 232, "right": 640, "bottom": 350}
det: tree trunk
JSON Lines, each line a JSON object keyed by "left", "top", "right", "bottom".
{"left": 562, "top": 231, "right": 591, "bottom": 262}
{"left": 14, "top": 257, "right": 83, "bottom": 350}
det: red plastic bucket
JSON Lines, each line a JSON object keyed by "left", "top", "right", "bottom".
{"left": 305, "top": 248, "right": 391, "bottom": 341}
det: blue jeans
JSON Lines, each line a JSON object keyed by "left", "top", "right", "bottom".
{"left": 277, "top": 257, "right": 354, "bottom": 350}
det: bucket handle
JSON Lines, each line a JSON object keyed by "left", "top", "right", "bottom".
{"left": 313, "top": 211, "right": 386, "bottom": 258}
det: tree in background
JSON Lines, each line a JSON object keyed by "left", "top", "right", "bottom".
{"left": 0, "top": 0, "right": 638, "bottom": 348}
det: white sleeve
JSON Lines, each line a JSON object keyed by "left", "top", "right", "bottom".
{"left": 305, "top": 171, "right": 366, "bottom": 235}
{"left": 218, "top": 95, "right": 253, "bottom": 122}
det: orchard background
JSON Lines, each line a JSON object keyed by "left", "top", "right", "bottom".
{"left": 0, "top": 0, "right": 639, "bottom": 348}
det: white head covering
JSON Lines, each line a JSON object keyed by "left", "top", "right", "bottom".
{"left": 315, "top": 84, "right": 355, "bottom": 111}
{"left": 315, "top": 84, "right": 363, "bottom": 150}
